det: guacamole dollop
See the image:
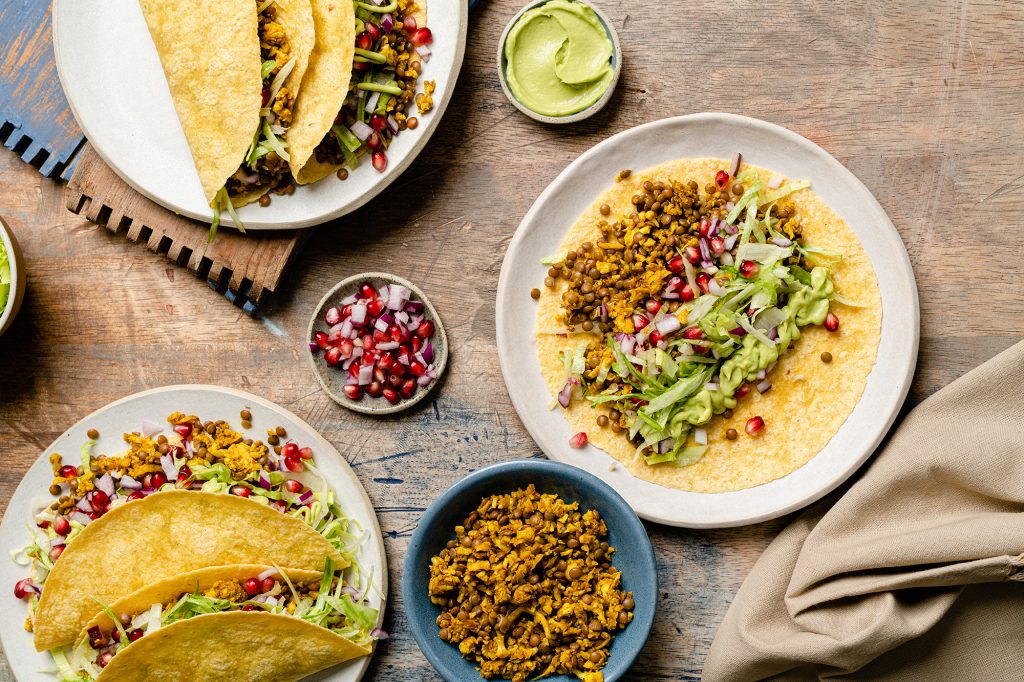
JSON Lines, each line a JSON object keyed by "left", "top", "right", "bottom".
{"left": 503, "top": 0, "right": 614, "bottom": 117}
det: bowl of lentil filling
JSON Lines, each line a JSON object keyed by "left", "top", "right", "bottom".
{"left": 403, "top": 459, "right": 656, "bottom": 682}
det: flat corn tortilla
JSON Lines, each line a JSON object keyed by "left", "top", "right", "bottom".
{"left": 536, "top": 158, "right": 881, "bottom": 493}
{"left": 97, "top": 611, "right": 370, "bottom": 682}
{"left": 32, "top": 491, "right": 345, "bottom": 651}
{"left": 138, "top": 0, "right": 315, "bottom": 207}
{"left": 83, "top": 564, "right": 371, "bottom": 681}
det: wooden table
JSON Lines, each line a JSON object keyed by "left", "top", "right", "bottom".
{"left": 1, "top": 0, "right": 1021, "bottom": 678}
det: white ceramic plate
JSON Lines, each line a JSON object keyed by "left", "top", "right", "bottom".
{"left": 51, "top": 0, "right": 467, "bottom": 230}
{"left": 496, "top": 113, "right": 919, "bottom": 528}
{"left": 0, "top": 385, "right": 387, "bottom": 681}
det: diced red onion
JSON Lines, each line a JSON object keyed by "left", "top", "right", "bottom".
{"left": 358, "top": 365, "right": 373, "bottom": 386}
{"left": 381, "top": 13, "right": 394, "bottom": 33}
{"left": 557, "top": 382, "right": 573, "bottom": 408}
{"left": 376, "top": 341, "right": 400, "bottom": 351}
{"left": 699, "top": 239, "right": 711, "bottom": 262}
{"left": 257, "top": 568, "right": 278, "bottom": 581}
{"left": 756, "top": 368, "right": 766, "bottom": 380}
{"left": 771, "top": 236, "right": 792, "bottom": 247}
{"left": 386, "top": 115, "right": 400, "bottom": 134}
{"left": 308, "top": 342, "right": 319, "bottom": 353}
{"left": 724, "top": 201, "right": 735, "bottom": 213}
{"left": 70, "top": 511, "right": 92, "bottom": 526}
{"left": 258, "top": 471, "right": 272, "bottom": 489}
{"left": 350, "top": 121, "right": 373, "bottom": 141}
{"left": 599, "top": 302, "right": 608, "bottom": 323}
{"left": 768, "top": 327, "right": 779, "bottom": 342}
{"left": 345, "top": 375, "right": 358, "bottom": 386}
{"left": 160, "top": 453, "right": 178, "bottom": 480}
{"left": 120, "top": 475, "right": 142, "bottom": 490}
{"left": 415, "top": 45, "right": 431, "bottom": 61}
{"left": 729, "top": 152, "right": 741, "bottom": 177}
{"left": 366, "top": 90, "right": 381, "bottom": 113}
{"left": 768, "top": 175, "right": 784, "bottom": 189}
{"left": 394, "top": 311, "right": 408, "bottom": 324}
{"left": 661, "top": 290, "right": 680, "bottom": 300}
{"left": 297, "top": 490, "right": 314, "bottom": 505}
{"left": 417, "top": 375, "right": 433, "bottom": 387}
{"left": 620, "top": 336, "right": 637, "bottom": 356}
{"left": 371, "top": 627, "right": 390, "bottom": 640}
{"left": 97, "top": 474, "right": 116, "bottom": 498}
{"left": 655, "top": 316, "right": 681, "bottom": 335}
{"left": 421, "top": 342, "right": 434, "bottom": 363}
{"left": 414, "top": 352, "right": 427, "bottom": 365}
{"left": 379, "top": 285, "right": 391, "bottom": 301}
{"left": 373, "top": 318, "right": 388, "bottom": 333}
{"left": 340, "top": 319, "right": 353, "bottom": 338}
{"left": 387, "top": 285, "right": 411, "bottom": 310}
{"left": 350, "top": 304, "right": 367, "bottom": 325}
{"left": 76, "top": 497, "right": 93, "bottom": 513}
{"left": 340, "top": 293, "right": 358, "bottom": 306}
{"left": 730, "top": 326, "right": 747, "bottom": 337}
{"left": 405, "top": 300, "right": 425, "bottom": 314}
{"left": 694, "top": 428, "right": 708, "bottom": 446}
{"left": 757, "top": 380, "right": 772, "bottom": 393}
{"left": 342, "top": 585, "right": 362, "bottom": 600}
{"left": 141, "top": 419, "right": 162, "bottom": 437}
{"left": 724, "top": 234, "right": 738, "bottom": 251}
{"left": 397, "top": 354, "right": 410, "bottom": 366}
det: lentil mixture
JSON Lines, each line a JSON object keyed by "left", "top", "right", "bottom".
{"left": 428, "top": 485, "right": 634, "bottom": 682}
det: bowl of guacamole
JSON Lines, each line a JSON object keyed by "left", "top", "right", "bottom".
{"left": 0, "top": 217, "right": 26, "bottom": 337}
{"left": 498, "top": 0, "right": 621, "bottom": 123}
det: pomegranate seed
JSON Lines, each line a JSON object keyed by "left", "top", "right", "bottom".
{"left": 325, "top": 307, "right": 342, "bottom": 325}
{"left": 739, "top": 260, "right": 758, "bottom": 278}
{"left": 126, "top": 491, "right": 145, "bottom": 502}
{"left": 261, "top": 576, "right": 277, "bottom": 593}
{"left": 127, "top": 628, "right": 143, "bottom": 642}
{"left": 14, "top": 579, "right": 35, "bottom": 600}
{"left": 710, "top": 236, "right": 726, "bottom": 255}
{"left": 679, "top": 284, "right": 695, "bottom": 302}
{"left": 378, "top": 354, "right": 395, "bottom": 372}
{"left": 383, "top": 388, "right": 401, "bottom": 404}
{"left": 416, "top": 320, "right": 435, "bottom": 338}
{"left": 60, "top": 465, "right": 78, "bottom": 479}
{"left": 683, "top": 327, "right": 704, "bottom": 341}
{"left": 353, "top": 60, "right": 369, "bottom": 72}
{"left": 86, "top": 511, "right": 101, "bottom": 520}
{"left": 400, "top": 377, "right": 417, "bottom": 399}
{"left": 261, "top": 85, "right": 271, "bottom": 106}
{"left": 389, "top": 324, "right": 408, "bottom": 342}
{"left": 366, "top": 298, "right": 385, "bottom": 317}
{"left": 173, "top": 424, "right": 192, "bottom": 438}
{"left": 373, "top": 366, "right": 388, "bottom": 385}
{"left": 231, "top": 485, "right": 251, "bottom": 497}
{"left": 339, "top": 338, "right": 355, "bottom": 358}
{"left": 361, "top": 350, "right": 377, "bottom": 366}
{"left": 37, "top": 520, "right": 50, "bottom": 529}
{"left": 54, "top": 516, "right": 71, "bottom": 535}
{"left": 699, "top": 218, "right": 712, "bottom": 237}
{"left": 150, "top": 472, "right": 167, "bottom": 488}
{"left": 242, "top": 604, "right": 258, "bottom": 612}
{"left": 369, "top": 114, "right": 388, "bottom": 131}
{"left": 684, "top": 246, "right": 701, "bottom": 264}
{"left": 632, "top": 314, "right": 649, "bottom": 331}
{"left": 88, "top": 490, "right": 109, "bottom": 510}
{"left": 324, "top": 347, "right": 342, "bottom": 366}
{"left": 49, "top": 544, "right": 65, "bottom": 562}
{"left": 410, "top": 27, "right": 433, "bottom": 45}
{"left": 177, "top": 471, "right": 191, "bottom": 485}
{"left": 408, "top": 361, "right": 427, "bottom": 377}
{"left": 112, "top": 629, "right": 121, "bottom": 642}
{"left": 282, "top": 442, "right": 299, "bottom": 458}
{"left": 696, "top": 272, "right": 711, "bottom": 293}
{"left": 272, "top": 500, "right": 288, "bottom": 513}
{"left": 569, "top": 432, "right": 588, "bottom": 448}
{"left": 299, "top": 447, "right": 314, "bottom": 459}
{"left": 403, "top": 15, "right": 417, "bottom": 32}
{"left": 411, "top": 336, "right": 422, "bottom": 352}
{"left": 366, "top": 131, "right": 382, "bottom": 150}
{"left": 645, "top": 300, "right": 662, "bottom": 315}
{"left": 342, "top": 303, "right": 353, "bottom": 318}
{"left": 243, "top": 578, "right": 261, "bottom": 595}
{"left": 362, "top": 333, "right": 376, "bottom": 351}
{"left": 284, "top": 454, "right": 304, "bottom": 473}
{"left": 364, "top": 21, "right": 381, "bottom": 41}
{"left": 715, "top": 170, "right": 730, "bottom": 189}
{"left": 372, "top": 150, "right": 388, "bottom": 172}
{"left": 666, "top": 256, "right": 684, "bottom": 274}
{"left": 355, "top": 31, "right": 373, "bottom": 50}
{"left": 745, "top": 416, "right": 765, "bottom": 436}
{"left": 314, "top": 331, "right": 329, "bottom": 350}
{"left": 373, "top": 329, "right": 390, "bottom": 344}
{"left": 649, "top": 331, "right": 664, "bottom": 346}
{"left": 343, "top": 385, "right": 364, "bottom": 401}
{"left": 284, "top": 479, "right": 304, "bottom": 494}
{"left": 360, "top": 283, "right": 377, "bottom": 299}
{"left": 824, "top": 312, "right": 840, "bottom": 332}
{"left": 366, "top": 381, "right": 383, "bottom": 398}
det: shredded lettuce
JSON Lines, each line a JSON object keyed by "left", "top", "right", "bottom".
{"left": 0, "top": 236, "right": 9, "bottom": 315}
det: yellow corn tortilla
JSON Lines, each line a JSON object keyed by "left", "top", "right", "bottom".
{"left": 80, "top": 564, "right": 371, "bottom": 681}
{"left": 97, "top": 611, "right": 370, "bottom": 682}
{"left": 32, "top": 491, "right": 345, "bottom": 651}
{"left": 292, "top": 0, "right": 427, "bottom": 184}
{"left": 138, "top": 0, "right": 315, "bottom": 207}
{"left": 536, "top": 158, "right": 881, "bottom": 493}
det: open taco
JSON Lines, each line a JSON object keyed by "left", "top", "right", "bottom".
{"left": 52, "top": 561, "right": 375, "bottom": 681}
{"left": 536, "top": 157, "right": 881, "bottom": 493}
{"left": 138, "top": 0, "right": 315, "bottom": 236}
{"left": 288, "top": 0, "right": 431, "bottom": 183}
{"left": 32, "top": 490, "right": 345, "bottom": 652}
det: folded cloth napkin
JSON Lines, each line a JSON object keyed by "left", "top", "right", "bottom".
{"left": 704, "top": 339, "right": 1024, "bottom": 681}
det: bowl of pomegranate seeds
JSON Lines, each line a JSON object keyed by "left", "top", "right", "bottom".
{"left": 308, "top": 273, "right": 448, "bottom": 414}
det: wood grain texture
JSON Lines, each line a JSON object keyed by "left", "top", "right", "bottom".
{"left": 2, "top": 0, "right": 1024, "bottom": 679}
{"left": 65, "top": 144, "right": 308, "bottom": 309}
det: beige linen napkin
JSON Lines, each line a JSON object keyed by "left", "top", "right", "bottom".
{"left": 704, "top": 339, "right": 1024, "bottom": 681}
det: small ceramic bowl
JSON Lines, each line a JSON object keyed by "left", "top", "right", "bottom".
{"left": 307, "top": 272, "right": 448, "bottom": 415}
{"left": 497, "top": 0, "right": 622, "bottom": 124}
{"left": 403, "top": 459, "right": 657, "bottom": 682}
{"left": 0, "top": 217, "right": 26, "bottom": 337}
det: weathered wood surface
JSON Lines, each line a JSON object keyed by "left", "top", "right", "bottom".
{"left": 1, "top": 0, "right": 1023, "bottom": 679}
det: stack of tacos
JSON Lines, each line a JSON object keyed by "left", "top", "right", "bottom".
{"left": 139, "top": 0, "right": 432, "bottom": 239}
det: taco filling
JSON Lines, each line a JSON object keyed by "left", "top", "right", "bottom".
{"left": 54, "top": 559, "right": 375, "bottom": 680}
{"left": 541, "top": 156, "right": 856, "bottom": 467}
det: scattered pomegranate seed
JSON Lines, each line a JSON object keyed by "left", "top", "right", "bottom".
{"left": 648, "top": 331, "right": 665, "bottom": 346}
{"left": 684, "top": 245, "right": 701, "bottom": 264}
{"left": 666, "top": 256, "right": 684, "bottom": 274}
{"left": 403, "top": 15, "right": 417, "bottom": 32}
{"left": 14, "top": 578, "right": 35, "bottom": 600}
{"left": 284, "top": 479, "right": 304, "bottom": 494}
{"left": 824, "top": 312, "right": 840, "bottom": 332}
{"left": 343, "top": 385, "right": 364, "bottom": 401}
{"left": 645, "top": 300, "right": 662, "bottom": 315}
{"left": 299, "top": 446, "right": 314, "bottom": 459}
{"left": 150, "top": 472, "right": 168, "bottom": 488}
{"left": 738, "top": 260, "right": 758, "bottom": 278}
{"left": 383, "top": 388, "right": 401, "bottom": 404}
{"left": 378, "top": 354, "right": 395, "bottom": 372}
{"left": 679, "top": 283, "right": 695, "bottom": 302}
{"left": 366, "top": 131, "right": 382, "bottom": 150}
{"left": 391, "top": 362, "right": 407, "bottom": 378}
{"left": 355, "top": 31, "right": 373, "bottom": 50}
{"left": 325, "top": 307, "right": 341, "bottom": 325}
{"left": 389, "top": 324, "right": 407, "bottom": 343}
{"left": 313, "top": 331, "right": 329, "bottom": 350}
{"left": 369, "top": 114, "right": 388, "bottom": 132}
{"left": 54, "top": 516, "right": 71, "bottom": 535}
{"left": 387, "top": 374, "right": 403, "bottom": 389}
{"left": 407, "top": 361, "right": 426, "bottom": 377}
{"left": 353, "top": 61, "right": 369, "bottom": 72}
{"left": 400, "top": 377, "right": 418, "bottom": 399}
{"left": 243, "top": 578, "right": 261, "bottom": 595}
{"left": 37, "top": 519, "right": 50, "bottom": 529}
{"left": 284, "top": 454, "right": 305, "bottom": 473}
{"left": 364, "top": 21, "right": 381, "bottom": 42}
{"left": 746, "top": 416, "right": 765, "bottom": 436}
{"left": 366, "top": 298, "right": 385, "bottom": 317}
{"left": 372, "top": 150, "right": 388, "bottom": 172}
{"left": 736, "top": 384, "right": 751, "bottom": 399}
{"left": 715, "top": 170, "right": 729, "bottom": 189}
{"left": 282, "top": 442, "right": 299, "bottom": 458}
{"left": 231, "top": 485, "right": 251, "bottom": 497}
{"left": 261, "top": 85, "right": 271, "bottom": 106}
{"left": 49, "top": 544, "right": 65, "bottom": 562}
{"left": 695, "top": 272, "right": 711, "bottom": 293}
{"left": 699, "top": 217, "right": 712, "bottom": 237}
{"left": 127, "top": 628, "right": 143, "bottom": 642}
{"left": 416, "top": 320, "right": 435, "bottom": 338}
{"left": 88, "top": 490, "right": 109, "bottom": 510}
{"left": 59, "top": 465, "right": 78, "bottom": 479}
{"left": 411, "top": 336, "right": 423, "bottom": 352}
{"left": 360, "top": 283, "right": 377, "bottom": 298}
{"left": 242, "top": 604, "right": 258, "bottom": 612}
{"left": 173, "top": 424, "right": 192, "bottom": 439}
{"left": 683, "top": 327, "right": 704, "bottom": 340}
{"left": 86, "top": 511, "right": 101, "bottom": 521}
{"left": 710, "top": 236, "right": 726, "bottom": 255}
{"left": 261, "top": 577, "right": 277, "bottom": 593}
{"left": 126, "top": 491, "right": 145, "bottom": 502}
{"left": 410, "top": 27, "right": 433, "bottom": 45}
{"left": 362, "top": 333, "right": 376, "bottom": 351}
{"left": 632, "top": 314, "right": 649, "bottom": 331}
{"left": 373, "top": 328, "right": 389, "bottom": 344}
{"left": 569, "top": 432, "right": 588, "bottom": 448}
{"left": 366, "top": 381, "right": 384, "bottom": 398}
{"left": 338, "top": 338, "right": 355, "bottom": 358}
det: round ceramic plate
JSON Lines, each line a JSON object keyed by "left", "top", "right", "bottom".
{"left": 51, "top": 0, "right": 467, "bottom": 230}
{"left": 0, "top": 385, "right": 387, "bottom": 681}
{"left": 495, "top": 113, "right": 919, "bottom": 528}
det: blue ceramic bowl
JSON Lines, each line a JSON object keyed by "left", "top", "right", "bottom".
{"left": 403, "top": 459, "right": 657, "bottom": 682}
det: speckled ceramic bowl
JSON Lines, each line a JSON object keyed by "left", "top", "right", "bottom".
{"left": 306, "top": 273, "right": 448, "bottom": 415}
{"left": 403, "top": 459, "right": 657, "bottom": 682}
{"left": 497, "top": 0, "right": 622, "bottom": 124}
{"left": 0, "top": 217, "right": 26, "bottom": 337}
